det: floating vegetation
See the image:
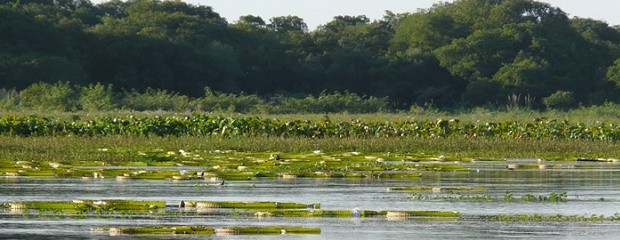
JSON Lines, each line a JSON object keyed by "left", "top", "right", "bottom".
{"left": 214, "top": 226, "right": 321, "bottom": 235}
{"left": 374, "top": 172, "right": 423, "bottom": 179}
{"left": 388, "top": 186, "right": 487, "bottom": 193}
{"left": 1, "top": 149, "right": 473, "bottom": 181}
{"left": 186, "top": 201, "right": 319, "bottom": 209}
{"left": 264, "top": 209, "right": 460, "bottom": 219}
{"left": 4, "top": 146, "right": 619, "bottom": 182}
{"left": 484, "top": 213, "right": 620, "bottom": 222}
{"left": 266, "top": 209, "right": 360, "bottom": 218}
{"left": 409, "top": 192, "right": 568, "bottom": 203}
{"left": 383, "top": 210, "right": 461, "bottom": 219}
{"left": 414, "top": 163, "right": 470, "bottom": 172}
{"left": 105, "top": 226, "right": 215, "bottom": 236}
{"left": 2, "top": 199, "right": 459, "bottom": 222}
{"left": 99, "top": 225, "right": 320, "bottom": 236}
{"left": 2, "top": 200, "right": 165, "bottom": 214}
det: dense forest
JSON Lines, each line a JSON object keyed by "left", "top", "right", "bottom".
{"left": 2, "top": 0, "right": 620, "bottom": 110}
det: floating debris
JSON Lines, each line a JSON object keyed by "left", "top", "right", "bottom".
{"left": 577, "top": 158, "right": 619, "bottom": 163}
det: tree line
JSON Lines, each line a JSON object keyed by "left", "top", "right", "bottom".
{"left": 1, "top": 0, "right": 620, "bottom": 110}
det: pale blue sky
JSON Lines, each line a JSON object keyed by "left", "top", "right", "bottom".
{"left": 181, "top": 0, "right": 620, "bottom": 30}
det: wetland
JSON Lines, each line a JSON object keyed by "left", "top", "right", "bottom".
{"left": 1, "top": 114, "right": 620, "bottom": 238}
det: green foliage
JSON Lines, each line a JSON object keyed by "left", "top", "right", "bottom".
{"left": 5, "top": 199, "right": 165, "bottom": 215}
{"left": 0, "top": 82, "right": 388, "bottom": 113}
{"left": 0, "top": 88, "right": 20, "bottom": 110}
{"left": 493, "top": 54, "right": 550, "bottom": 95}
{"left": 79, "top": 83, "right": 116, "bottom": 111}
{"left": 121, "top": 88, "right": 191, "bottom": 111}
{"left": 1, "top": 114, "right": 619, "bottom": 142}
{"left": 192, "top": 201, "right": 312, "bottom": 209}
{"left": 269, "top": 91, "right": 389, "bottom": 114}
{"left": 194, "top": 87, "right": 265, "bottom": 113}
{"left": 393, "top": 0, "right": 620, "bottom": 106}
{"left": 606, "top": 59, "right": 620, "bottom": 87}
{"left": 1, "top": 0, "right": 620, "bottom": 110}
{"left": 19, "top": 82, "right": 77, "bottom": 111}
{"left": 118, "top": 226, "right": 214, "bottom": 235}
{"left": 460, "top": 80, "right": 505, "bottom": 106}
{"left": 543, "top": 91, "right": 577, "bottom": 110}
{"left": 268, "top": 15, "right": 308, "bottom": 32}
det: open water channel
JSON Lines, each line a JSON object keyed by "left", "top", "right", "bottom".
{"left": 2, "top": 160, "right": 620, "bottom": 239}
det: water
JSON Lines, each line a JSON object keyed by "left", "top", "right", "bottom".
{"left": 2, "top": 162, "right": 620, "bottom": 239}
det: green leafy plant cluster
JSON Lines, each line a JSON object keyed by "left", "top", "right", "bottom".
{"left": 0, "top": 150, "right": 465, "bottom": 180}
{"left": 3, "top": 200, "right": 165, "bottom": 215}
{"left": 0, "top": 83, "right": 388, "bottom": 113}
{"left": 0, "top": 114, "right": 619, "bottom": 140}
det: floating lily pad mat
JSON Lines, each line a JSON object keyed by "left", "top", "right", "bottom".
{"left": 101, "top": 226, "right": 321, "bottom": 236}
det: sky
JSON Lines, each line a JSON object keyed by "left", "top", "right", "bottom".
{"left": 179, "top": 0, "right": 620, "bottom": 30}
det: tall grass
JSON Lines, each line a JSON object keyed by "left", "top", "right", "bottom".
{"left": 0, "top": 83, "right": 388, "bottom": 114}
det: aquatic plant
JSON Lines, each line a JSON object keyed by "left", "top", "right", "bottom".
{"left": 388, "top": 186, "right": 487, "bottom": 192}
{"left": 486, "top": 213, "right": 619, "bottom": 222}
{"left": 408, "top": 192, "right": 569, "bottom": 203}
{"left": 1, "top": 115, "right": 619, "bottom": 141}
{"left": 100, "top": 225, "right": 322, "bottom": 236}
{"left": 264, "top": 209, "right": 460, "bottom": 219}
{"left": 190, "top": 201, "right": 319, "bottom": 209}
{"left": 382, "top": 210, "right": 461, "bottom": 219}
{"left": 2, "top": 200, "right": 165, "bottom": 214}
{"left": 214, "top": 226, "right": 321, "bottom": 235}
{"left": 108, "top": 226, "right": 215, "bottom": 235}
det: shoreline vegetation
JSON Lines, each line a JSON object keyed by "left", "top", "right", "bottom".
{"left": 0, "top": 107, "right": 619, "bottom": 136}
{"left": 4, "top": 83, "right": 620, "bottom": 117}
{"left": 0, "top": 110, "right": 619, "bottom": 161}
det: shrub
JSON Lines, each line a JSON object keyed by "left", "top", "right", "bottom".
{"left": 79, "top": 83, "right": 117, "bottom": 111}
{"left": 606, "top": 59, "right": 620, "bottom": 87}
{"left": 193, "top": 87, "right": 266, "bottom": 113}
{"left": 543, "top": 91, "right": 576, "bottom": 110}
{"left": 19, "top": 82, "right": 77, "bottom": 111}
{"left": 269, "top": 91, "right": 389, "bottom": 114}
{"left": 0, "top": 88, "right": 20, "bottom": 111}
{"left": 121, "top": 88, "right": 191, "bottom": 111}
